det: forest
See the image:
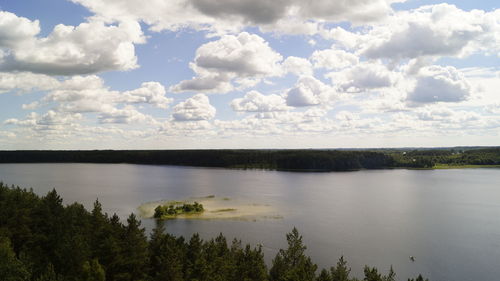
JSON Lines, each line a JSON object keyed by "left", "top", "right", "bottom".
{"left": 0, "top": 147, "right": 498, "bottom": 171}
{"left": 0, "top": 183, "right": 428, "bottom": 281}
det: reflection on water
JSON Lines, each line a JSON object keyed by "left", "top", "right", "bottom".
{"left": 1, "top": 163, "right": 499, "bottom": 281}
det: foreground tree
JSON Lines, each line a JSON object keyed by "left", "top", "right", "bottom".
{"left": 117, "top": 213, "right": 149, "bottom": 281}
{"left": 81, "top": 259, "right": 105, "bottom": 281}
{"left": 270, "top": 227, "right": 317, "bottom": 281}
{"left": 0, "top": 237, "right": 30, "bottom": 281}
{"left": 331, "top": 256, "right": 353, "bottom": 281}
{"left": 408, "top": 275, "right": 428, "bottom": 281}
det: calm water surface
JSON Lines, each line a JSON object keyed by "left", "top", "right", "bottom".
{"left": 1, "top": 163, "right": 499, "bottom": 281}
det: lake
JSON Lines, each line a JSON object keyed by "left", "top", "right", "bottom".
{"left": 1, "top": 163, "right": 499, "bottom": 281}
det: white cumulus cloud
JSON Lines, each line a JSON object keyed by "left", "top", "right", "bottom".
{"left": 362, "top": 4, "right": 500, "bottom": 61}
{"left": 0, "top": 11, "right": 145, "bottom": 75}
{"left": 171, "top": 32, "right": 283, "bottom": 93}
{"left": 286, "top": 76, "right": 335, "bottom": 107}
{"left": 231, "top": 91, "right": 289, "bottom": 112}
{"left": 407, "top": 65, "right": 472, "bottom": 104}
{"left": 172, "top": 94, "right": 216, "bottom": 121}
{"left": 330, "top": 62, "right": 396, "bottom": 93}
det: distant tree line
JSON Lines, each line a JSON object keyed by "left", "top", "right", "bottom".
{"left": 0, "top": 150, "right": 393, "bottom": 171}
{"left": 389, "top": 147, "right": 500, "bottom": 168}
{"left": 0, "top": 148, "right": 498, "bottom": 171}
{"left": 0, "top": 183, "right": 428, "bottom": 281}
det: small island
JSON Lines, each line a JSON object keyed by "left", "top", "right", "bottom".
{"left": 154, "top": 202, "right": 204, "bottom": 219}
{"left": 139, "top": 196, "right": 280, "bottom": 221}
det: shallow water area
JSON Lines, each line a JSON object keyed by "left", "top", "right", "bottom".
{"left": 138, "top": 195, "right": 281, "bottom": 221}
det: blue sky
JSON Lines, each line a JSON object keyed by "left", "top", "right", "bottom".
{"left": 0, "top": 0, "right": 499, "bottom": 149}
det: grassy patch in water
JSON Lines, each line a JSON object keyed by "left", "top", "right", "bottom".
{"left": 211, "top": 208, "right": 237, "bottom": 213}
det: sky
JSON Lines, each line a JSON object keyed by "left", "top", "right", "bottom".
{"left": 0, "top": 0, "right": 499, "bottom": 149}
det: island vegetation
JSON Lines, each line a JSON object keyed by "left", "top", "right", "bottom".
{"left": 139, "top": 196, "right": 277, "bottom": 221}
{"left": 153, "top": 202, "right": 204, "bottom": 219}
{"left": 0, "top": 183, "right": 428, "bottom": 281}
{"left": 0, "top": 147, "right": 498, "bottom": 171}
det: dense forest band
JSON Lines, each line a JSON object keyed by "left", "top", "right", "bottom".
{"left": 0, "top": 147, "right": 499, "bottom": 171}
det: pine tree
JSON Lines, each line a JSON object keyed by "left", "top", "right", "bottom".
{"left": 363, "top": 266, "right": 382, "bottom": 281}
{"left": 119, "top": 213, "right": 149, "bottom": 281}
{"left": 408, "top": 275, "right": 428, "bottom": 281}
{"left": 331, "top": 256, "right": 351, "bottom": 281}
{"left": 0, "top": 237, "right": 30, "bottom": 281}
{"left": 185, "top": 233, "right": 207, "bottom": 281}
{"left": 270, "top": 227, "right": 317, "bottom": 281}
{"left": 34, "top": 263, "right": 58, "bottom": 281}
{"left": 81, "top": 258, "right": 105, "bottom": 281}
{"left": 382, "top": 266, "right": 395, "bottom": 281}
{"left": 317, "top": 269, "right": 332, "bottom": 281}
{"left": 148, "top": 222, "right": 184, "bottom": 281}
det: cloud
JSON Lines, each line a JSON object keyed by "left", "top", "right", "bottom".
{"left": 259, "top": 18, "right": 319, "bottom": 36}
{"left": 311, "top": 48, "right": 358, "bottom": 70}
{"left": 407, "top": 65, "right": 472, "bottom": 104}
{"left": 0, "top": 131, "right": 16, "bottom": 138}
{"left": 70, "top": 0, "right": 223, "bottom": 32}
{"left": 286, "top": 76, "right": 334, "bottom": 107}
{"left": 171, "top": 32, "right": 283, "bottom": 93}
{"left": 32, "top": 76, "right": 172, "bottom": 114}
{"left": 171, "top": 74, "right": 234, "bottom": 93}
{"left": 0, "top": 72, "right": 59, "bottom": 93}
{"left": 172, "top": 94, "right": 216, "bottom": 121}
{"left": 330, "top": 62, "right": 395, "bottom": 93}
{"left": 161, "top": 120, "right": 214, "bottom": 135}
{"left": 485, "top": 103, "right": 500, "bottom": 114}
{"left": 297, "top": 0, "right": 399, "bottom": 24}
{"left": 362, "top": 4, "right": 500, "bottom": 61}
{"left": 0, "top": 11, "right": 144, "bottom": 75}
{"left": 71, "top": 0, "right": 402, "bottom": 35}
{"left": 414, "top": 106, "right": 484, "bottom": 130}
{"left": 319, "top": 26, "right": 366, "bottom": 49}
{"left": 415, "top": 106, "right": 455, "bottom": 121}
{"left": 0, "top": 11, "right": 40, "bottom": 48}
{"left": 120, "top": 82, "right": 172, "bottom": 109}
{"left": 231, "top": 90, "right": 289, "bottom": 112}
{"left": 188, "top": 0, "right": 289, "bottom": 25}
{"left": 214, "top": 108, "right": 332, "bottom": 136}
{"left": 5, "top": 110, "right": 83, "bottom": 130}
{"left": 98, "top": 106, "right": 151, "bottom": 124}
{"left": 283, "top": 56, "right": 313, "bottom": 76}
{"left": 4, "top": 75, "right": 171, "bottom": 127}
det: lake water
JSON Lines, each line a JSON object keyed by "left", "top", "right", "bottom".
{"left": 1, "top": 163, "right": 499, "bottom": 281}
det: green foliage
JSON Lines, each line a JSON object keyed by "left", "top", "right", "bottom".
{"left": 0, "top": 183, "right": 430, "bottom": 281}
{"left": 270, "top": 227, "right": 317, "bottom": 281}
{"left": 389, "top": 147, "right": 500, "bottom": 168}
{"left": 317, "top": 269, "right": 332, "bottom": 281}
{"left": 0, "top": 237, "right": 30, "bottom": 281}
{"left": 0, "top": 149, "right": 395, "bottom": 171}
{"left": 154, "top": 202, "right": 204, "bottom": 219}
{"left": 34, "top": 263, "right": 59, "bottom": 281}
{"left": 331, "top": 256, "right": 352, "bottom": 281}
{"left": 1, "top": 148, "right": 499, "bottom": 170}
{"left": 362, "top": 266, "right": 396, "bottom": 281}
{"left": 81, "top": 259, "right": 105, "bottom": 281}
{"left": 408, "top": 275, "right": 428, "bottom": 281}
